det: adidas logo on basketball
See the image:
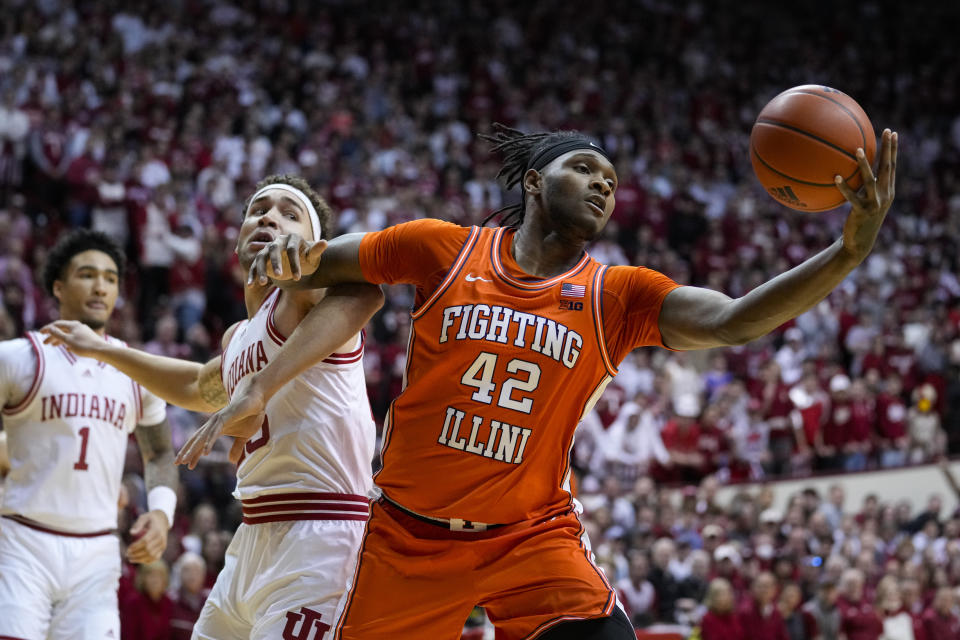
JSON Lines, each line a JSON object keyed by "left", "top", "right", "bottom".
{"left": 769, "top": 185, "right": 806, "bottom": 208}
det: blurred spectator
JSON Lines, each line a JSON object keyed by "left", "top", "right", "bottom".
{"left": 777, "top": 582, "right": 806, "bottom": 640}
{"left": 737, "top": 572, "right": 788, "bottom": 640}
{"left": 875, "top": 576, "right": 916, "bottom": 640}
{"left": 921, "top": 587, "right": 960, "bottom": 639}
{"left": 658, "top": 395, "right": 705, "bottom": 483}
{"left": 803, "top": 577, "right": 841, "bottom": 640}
{"left": 170, "top": 552, "right": 209, "bottom": 640}
{"left": 121, "top": 560, "right": 174, "bottom": 640}
{"left": 649, "top": 537, "right": 682, "bottom": 623}
{"left": 876, "top": 374, "right": 910, "bottom": 468}
{"left": 618, "top": 550, "right": 655, "bottom": 627}
{"left": 776, "top": 328, "right": 807, "bottom": 386}
{"left": 700, "top": 578, "right": 745, "bottom": 640}
{"left": 837, "top": 569, "right": 883, "bottom": 640}
{"left": 908, "top": 384, "right": 944, "bottom": 463}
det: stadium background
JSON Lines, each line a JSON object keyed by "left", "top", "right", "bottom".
{"left": 2, "top": 0, "right": 960, "bottom": 637}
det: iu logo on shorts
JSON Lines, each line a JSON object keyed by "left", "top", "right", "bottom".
{"left": 282, "top": 606, "right": 330, "bottom": 640}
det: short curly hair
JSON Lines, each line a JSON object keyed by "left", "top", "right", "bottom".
{"left": 42, "top": 229, "right": 126, "bottom": 296}
{"left": 242, "top": 174, "right": 334, "bottom": 240}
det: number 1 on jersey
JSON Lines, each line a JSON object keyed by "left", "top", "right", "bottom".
{"left": 74, "top": 426, "right": 90, "bottom": 471}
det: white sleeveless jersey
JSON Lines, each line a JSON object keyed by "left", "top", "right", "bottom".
{"left": 221, "top": 289, "right": 375, "bottom": 510}
{"left": 0, "top": 332, "right": 165, "bottom": 532}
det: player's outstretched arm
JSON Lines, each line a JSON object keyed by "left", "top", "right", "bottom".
{"left": 41, "top": 320, "right": 230, "bottom": 413}
{"left": 128, "top": 418, "right": 178, "bottom": 564}
{"left": 658, "top": 129, "right": 897, "bottom": 351}
{"left": 247, "top": 232, "right": 368, "bottom": 290}
{"left": 175, "top": 283, "right": 384, "bottom": 469}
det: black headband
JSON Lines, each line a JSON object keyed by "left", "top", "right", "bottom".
{"left": 525, "top": 138, "right": 610, "bottom": 176}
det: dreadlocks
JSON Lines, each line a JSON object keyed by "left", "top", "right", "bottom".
{"left": 479, "top": 123, "right": 608, "bottom": 228}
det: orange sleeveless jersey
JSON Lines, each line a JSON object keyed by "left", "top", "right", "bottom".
{"left": 359, "top": 219, "right": 679, "bottom": 524}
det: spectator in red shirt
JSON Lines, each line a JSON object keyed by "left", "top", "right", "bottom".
{"left": 922, "top": 587, "right": 960, "bottom": 640}
{"left": 121, "top": 560, "right": 174, "bottom": 640}
{"left": 876, "top": 373, "right": 909, "bottom": 468}
{"left": 820, "top": 374, "right": 853, "bottom": 471}
{"left": 899, "top": 578, "right": 927, "bottom": 640}
{"left": 658, "top": 394, "right": 704, "bottom": 483}
{"left": 170, "top": 552, "right": 209, "bottom": 640}
{"left": 737, "top": 572, "right": 789, "bottom": 640}
{"left": 837, "top": 568, "right": 883, "bottom": 640}
{"left": 701, "top": 578, "right": 745, "bottom": 640}
{"left": 750, "top": 360, "right": 793, "bottom": 475}
{"left": 844, "top": 379, "right": 876, "bottom": 472}
{"left": 789, "top": 372, "right": 828, "bottom": 472}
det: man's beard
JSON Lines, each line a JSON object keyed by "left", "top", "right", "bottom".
{"left": 81, "top": 317, "right": 106, "bottom": 331}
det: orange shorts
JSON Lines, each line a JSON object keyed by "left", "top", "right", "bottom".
{"left": 333, "top": 498, "right": 618, "bottom": 640}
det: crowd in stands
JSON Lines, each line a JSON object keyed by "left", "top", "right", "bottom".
{"left": 3, "top": 0, "right": 960, "bottom": 637}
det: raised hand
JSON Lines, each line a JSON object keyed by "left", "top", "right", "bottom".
{"left": 39, "top": 320, "right": 107, "bottom": 358}
{"left": 835, "top": 128, "right": 898, "bottom": 262}
{"left": 247, "top": 233, "right": 328, "bottom": 287}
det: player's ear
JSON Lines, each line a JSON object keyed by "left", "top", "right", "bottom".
{"left": 522, "top": 169, "right": 542, "bottom": 196}
{"left": 52, "top": 279, "right": 63, "bottom": 304}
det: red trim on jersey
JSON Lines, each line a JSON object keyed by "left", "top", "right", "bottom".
{"left": 242, "top": 501, "right": 369, "bottom": 515}
{"left": 58, "top": 344, "right": 77, "bottom": 365}
{"left": 410, "top": 225, "right": 482, "bottom": 321}
{"left": 0, "top": 635, "right": 32, "bottom": 639}
{"left": 240, "top": 491, "right": 369, "bottom": 524}
{"left": 242, "top": 513, "right": 368, "bottom": 525}
{"left": 2, "top": 515, "right": 115, "bottom": 538}
{"left": 265, "top": 289, "right": 286, "bottom": 346}
{"left": 591, "top": 265, "right": 618, "bottom": 377}
{"left": 131, "top": 380, "right": 143, "bottom": 421}
{"left": 219, "top": 320, "right": 246, "bottom": 393}
{"left": 3, "top": 333, "right": 45, "bottom": 416}
{"left": 490, "top": 227, "right": 591, "bottom": 290}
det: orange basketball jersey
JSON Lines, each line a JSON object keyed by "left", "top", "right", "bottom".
{"left": 359, "top": 220, "right": 677, "bottom": 525}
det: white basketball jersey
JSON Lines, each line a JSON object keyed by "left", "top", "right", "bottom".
{"left": 1, "top": 332, "right": 165, "bottom": 532}
{"left": 221, "top": 289, "right": 375, "bottom": 504}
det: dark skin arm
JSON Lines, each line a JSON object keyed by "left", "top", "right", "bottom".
{"left": 659, "top": 130, "right": 897, "bottom": 350}
{"left": 129, "top": 418, "right": 178, "bottom": 563}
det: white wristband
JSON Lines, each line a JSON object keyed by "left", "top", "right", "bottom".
{"left": 147, "top": 486, "right": 177, "bottom": 529}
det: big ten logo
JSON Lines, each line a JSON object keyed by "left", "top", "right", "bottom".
{"left": 558, "top": 300, "right": 583, "bottom": 311}
{"left": 282, "top": 606, "right": 330, "bottom": 640}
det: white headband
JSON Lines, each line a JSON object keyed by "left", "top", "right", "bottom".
{"left": 246, "top": 183, "right": 322, "bottom": 241}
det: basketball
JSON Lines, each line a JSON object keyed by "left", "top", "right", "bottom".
{"left": 750, "top": 85, "right": 876, "bottom": 211}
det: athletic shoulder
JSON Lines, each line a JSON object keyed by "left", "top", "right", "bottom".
{"left": 601, "top": 265, "right": 681, "bottom": 363}
{"left": 358, "top": 218, "right": 473, "bottom": 287}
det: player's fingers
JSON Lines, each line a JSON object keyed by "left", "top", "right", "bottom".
{"left": 129, "top": 514, "right": 147, "bottom": 535}
{"left": 250, "top": 249, "right": 269, "bottom": 286}
{"left": 877, "top": 129, "right": 892, "bottom": 185}
{"left": 228, "top": 437, "right": 247, "bottom": 464}
{"left": 834, "top": 175, "right": 860, "bottom": 205}
{"left": 269, "top": 237, "right": 285, "bottom": 278}
{"left": 40, "top": 325, "right": 68, "bottom": 343}
{"left": 285, "top": 239, "right": 301, "bottom": 281}
{"left": 855, "top": 148, "right": 878, "bottom": 202}
{"left": 889, "top": 131, "right": 898, "bottom": 196}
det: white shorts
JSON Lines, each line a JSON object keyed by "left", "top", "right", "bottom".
{"left": 193, "top": 518, "right": 364, "bottom": 639}
{"left": 0, "top": 517, "right": 121, "bottom": 640}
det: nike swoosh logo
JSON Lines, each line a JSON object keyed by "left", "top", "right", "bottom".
{"left": 465, "top": 274, "right": 491, "bottom": 283}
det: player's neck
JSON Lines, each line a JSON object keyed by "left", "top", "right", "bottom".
{"left": 511, "top": 217, "right": 587, "bottom": 279}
